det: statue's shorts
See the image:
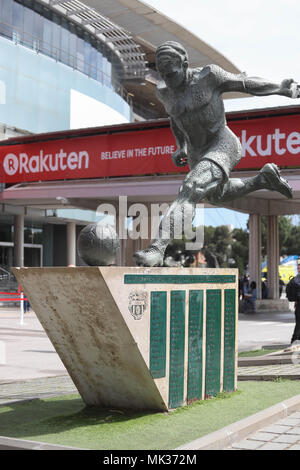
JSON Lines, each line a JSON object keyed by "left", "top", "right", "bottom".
{"left": 199, "top": 125, "right": 242, "bottom": 180}
{"left": 185, "top": 125, "right": 242, "bottom": 202}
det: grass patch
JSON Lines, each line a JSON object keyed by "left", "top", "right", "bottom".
{"left": 0, "top": 380, "right": 300, "bottom": 450}
{"left": 238, "top": 348, "right": 280, "bottom": 357}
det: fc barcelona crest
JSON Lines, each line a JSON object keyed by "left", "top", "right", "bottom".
{"left": 128, "top": 290, "right": 148, "bottom": 320}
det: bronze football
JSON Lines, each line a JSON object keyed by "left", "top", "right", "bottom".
{"left": 77, "top": 223, "right": 120, "bottom": 266}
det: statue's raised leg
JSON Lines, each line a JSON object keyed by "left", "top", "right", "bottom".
{"left": 212, "top": 163, "right": 292, "bottom": 204}
{"left": 133, "top": 163, "right": 292, "bottom": 267}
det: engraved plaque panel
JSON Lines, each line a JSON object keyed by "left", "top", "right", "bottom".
{"left": 124, "top": 274, "right": 235, "bottom": 284}
{"left": 169, "top": 290, "right": 185, "bottom": 409}
{"left": 150, "top": 291, "right": 167, "bottom": 379}
{"left": 187, "top": 290, "right": 203, "bottom": 403}
{"left": 205, "top": 289, "right": 221, "bottom": 397}
{"left": 223, "top": 289, "right": 236, "bottom": 392}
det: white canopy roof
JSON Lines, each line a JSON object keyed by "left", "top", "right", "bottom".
{"left": 43, "top": 0, "right": 240, "bottom": 77}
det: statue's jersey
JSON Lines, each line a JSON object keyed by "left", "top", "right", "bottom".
{"left": 156, "top": 65, "right": 245, "bottom": 177}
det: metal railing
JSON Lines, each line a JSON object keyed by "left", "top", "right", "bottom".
{"left": 0, "top": 265, "right": 12, "bottom": 280}
{"left": 0, "top": 21, "right": 132, "bottom": 105}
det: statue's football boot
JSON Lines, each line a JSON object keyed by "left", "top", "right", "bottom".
{"left": 259, "top": 163, "right": 293, "bottom": 199}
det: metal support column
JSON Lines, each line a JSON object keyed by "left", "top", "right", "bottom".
{"left": 267, "top": 215, "right": 279, "bottom": 299}
{"left": 248, "top": 214, "right": 262, "bottom": 299}
{"left": 66, "top": 222, "right": 76, "bottom": 267}
{"left": 13, "top": 214, "right": 24, "bottom": 267}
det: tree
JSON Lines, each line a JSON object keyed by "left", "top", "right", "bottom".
{"left": 202, "top": 225, "right": 232, "bottom": 268}
{"left": 285, "top": 225, "right": 300, "bottom": 256}
{"left": 231, "top": 228, "right": 249, "bottom": 276}
{"left": 203, "top": 225, "right": 249, "bottom": 275}
{"left": 261, "top": 215, "right": 294, "bottom": 257}
{"left": 163, "top": 215, "right": 299, "bottom": 272}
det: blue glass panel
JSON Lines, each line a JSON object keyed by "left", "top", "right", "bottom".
{"left": 90, "top": 48, "right": 97, "bottom": 79}
{"left": 2, "top": 0, "right": 13, "bottom": 24}
{"left": 60, "top": 21, "right": 69, "bottom": 65}
{"left": 96, "top": 50, "right": 103, "bottom": 83}
{"left": 42, "top": 17, "right": 52, "bottom": 57}
{"left": 12, "top": 0, "right": 23, "bottom": 43}
{"left": 76, "top": 36, "right": 85, "bottom": 72}
{"left": 0, "top": 0, "right": 119, "bottom": 91}
{"left": 69, "top": 26, "right": 77, "bottom": 67}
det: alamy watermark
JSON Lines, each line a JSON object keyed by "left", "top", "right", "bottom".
{"left": 95, "top": 196, "right": 204, "bottom": 251}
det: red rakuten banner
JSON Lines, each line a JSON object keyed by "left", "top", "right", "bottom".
{"left": 0, "top": 128, "right": 180, "bottom": 183}
{"left": 232, "top": 114, "right": 300, "bottom": 170}
{"left": 0, "top": 114, "right": 300, "bottom": 183}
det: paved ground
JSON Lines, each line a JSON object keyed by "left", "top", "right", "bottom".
{"left": 238, "top": 310, "right": 295, "bottom": 352}
{"left": 227, "top": 412, "right": 300, "bottom": 450}
{"left": 238, "top": 363, "right": 300, "bottom": 380}
{"left": 0, "top": 375, "right": 77, "bottom": 405}
{"left": 0, "top": 309, "right": 66, "bottom": 383}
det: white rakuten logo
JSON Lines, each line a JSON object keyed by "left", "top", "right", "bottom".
{"left": 3, "top": 149, "right": 89, "bottom": 175}
{"left": 240, "top": 129, "right": 300, "bottom": 157}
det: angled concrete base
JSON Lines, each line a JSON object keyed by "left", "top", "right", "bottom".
{"left": 13, "top": 267, "right": 238, "bottom": 411}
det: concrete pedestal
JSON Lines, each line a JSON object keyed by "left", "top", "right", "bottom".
{"left": 13, "top": 267, "right": 238, "bottom": 411}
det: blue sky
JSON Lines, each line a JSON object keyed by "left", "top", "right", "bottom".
{"left": 204, "top": 208, "right": 248, "bottom": 229}
{"left": 144, "top": 0, "right": 300, "bottom": 228}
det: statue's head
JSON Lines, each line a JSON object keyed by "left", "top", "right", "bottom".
{"left": 155, "top": 41, "right": 188, "bottom": 88}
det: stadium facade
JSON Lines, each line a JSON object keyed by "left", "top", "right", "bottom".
{"left": 0, "top": 1, "right": 298, "bottom": 304}
{"left": 0, "top": 0, "right": 242, "bottom": 272}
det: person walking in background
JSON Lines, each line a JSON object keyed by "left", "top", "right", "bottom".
{"left": 243, "top": 281, "right": 257, "bottom": 313}
{"left": 262, "top": 273, "right": 268, "bottom": 299}
{"left": 24, "top": 298, "right": 30, "bottom": 313}
{"left": 279, "top": 276, "right": 285, "bottom": 298}
{"left": 291, "top": 263, "right": 300, "bottom": 343}
{"left": 21, "top": 288, "right": 30, "bottom": 313}
{"left": 238, "top": 277, "right": 243, "bottom": 300}
{"left": 242, "top": 274, "right": 250, "bottom": 300}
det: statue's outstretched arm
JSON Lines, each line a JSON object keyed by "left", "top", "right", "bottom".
{"left": 217, "top": 67, "right": 300, "bottom": 98}
{"left": 242, "top": 76, "right": 299, "bottom": 98}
